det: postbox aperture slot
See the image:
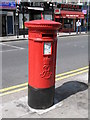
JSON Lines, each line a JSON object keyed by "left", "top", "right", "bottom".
{"left": 43, "top": 42, "right": 52, "bottom": 55}
{"left": 42, "top": 34, "right": 53, "bottom": 38}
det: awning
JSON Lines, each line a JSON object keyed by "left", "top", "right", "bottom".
{"left": 55, "top": 10, "right": 84, "bottom": 19}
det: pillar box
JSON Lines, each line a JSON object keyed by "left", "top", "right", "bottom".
{"left": 25, "top": 18, "right": 61, "bottom": 109}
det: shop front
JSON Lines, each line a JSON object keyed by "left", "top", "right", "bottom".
{"left": 0, "top": 0, "right": 16, "bottom": 36}
{"left": 54, "top": 4, "right": 85, "bottom": 32}
{"left": 18, "top": 2, "right": 54, "bottom": 35}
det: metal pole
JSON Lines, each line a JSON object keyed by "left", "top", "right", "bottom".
{"left": 88, "top": 61, "right": 90, "bottom": 86}
{"left": 16, "top": 4, "right": 19, "bottom": 38}
{"left": 23, "top": 3, "right": 25, "bottom": 38}
{"left": 52, "top": 3, "right": 54, "bottom": 21}
{"left": 87, "top": 3, "right": 89, "bottom": 32}
{"left": 18, "top": 12, "right": 19, "bottom": 37}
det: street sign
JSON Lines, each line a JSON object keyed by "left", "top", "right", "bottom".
{"left": 0, "top": 1, "right": 16, "bottom": 9}
{"left": 82, "top": 10, "right": 87, "bottom": 14}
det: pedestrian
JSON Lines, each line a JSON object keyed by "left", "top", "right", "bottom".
{"left": 76, "top": 20, "right": 81, "bottom": 34}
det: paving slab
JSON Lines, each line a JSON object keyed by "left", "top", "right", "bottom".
{"left": 1, "top": 72, "right": 88, "bottom": 118}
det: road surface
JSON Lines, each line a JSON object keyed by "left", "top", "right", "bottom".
{"left": 1, "top": 34, "right": 88, "bottom": 88}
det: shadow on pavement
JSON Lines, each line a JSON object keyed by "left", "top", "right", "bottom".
{"left": 54, "top": 81, "right": 88, "bottom": 104}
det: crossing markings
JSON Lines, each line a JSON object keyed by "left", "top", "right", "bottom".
{"left": 0, "top": 43, "right": 25, "bottom": 52}
{"left": 1, "top": 43, "right": 24, "bottom": 50}
{"left": 0, "top": 66, "right": 88, "bottom": 97}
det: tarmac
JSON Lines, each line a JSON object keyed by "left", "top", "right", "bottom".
{"left": 0, "top": 31, "right": 89, "bottom": 119}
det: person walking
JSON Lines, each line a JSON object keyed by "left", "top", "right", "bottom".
{"left": 76, "top": 20, "right": 81, "bottom": 34}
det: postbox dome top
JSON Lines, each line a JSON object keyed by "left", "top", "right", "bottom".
{"left": 24, "top": 19, "right": 61, "bottom": 30}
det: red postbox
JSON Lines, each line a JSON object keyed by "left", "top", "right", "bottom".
{"left": 25, "top": 17, "right": 61, "bottom": 109}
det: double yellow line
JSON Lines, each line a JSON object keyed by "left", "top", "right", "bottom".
{"left": 0, "top": 66, "right": 88, "bottom": 97}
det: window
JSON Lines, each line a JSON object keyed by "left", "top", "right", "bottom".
{"left": 34, "top": 14, "right": 41, "bottom": 20}
{"left": 64, "top": 19, "right": 73, "bottom": 28}
{"left": 19, "top": 14, "right": 29, "bottom": 29}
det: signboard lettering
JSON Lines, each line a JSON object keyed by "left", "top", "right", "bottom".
{"left": 57, "top": 3, "right": 81, "bottom": 11}
{"left": 0, "top": 1, "right": 16, "bottom": 9}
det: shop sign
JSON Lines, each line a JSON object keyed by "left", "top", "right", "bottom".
{"left": 54, "top": 9, "right": 60, "bottom": 14}
{"left": 66, "top": 14, "right": 79, "bottom": 18}
{"left": 0, "top": 1, "right": 16, "bottom": 9}
{"left": 57, "top": 4, "right": 81, "bottom": 12}
{"left": 65, "top": 14, "right": 84, "bottom": 19}
{"left": 82, "top": 10, "right": 87, "bottom": 14}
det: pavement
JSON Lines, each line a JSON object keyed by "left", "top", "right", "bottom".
{"left": 0, "top": 71, "right": 88, "bottom": 119}
{"left": 0, "top": 31, "right": 88, "bottom": 42}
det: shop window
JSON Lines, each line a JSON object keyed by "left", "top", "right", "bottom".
{"left": 19, "top": 14, "right": 29, "bottom": 29}
{"left": 34, "top": 14, "right": 41, "bottom": 20}
{"left": 55, "top": 18, "right": 63, "bottom": 23}
{"left": 44, "top": 14, "right": 52, "bottom": 20}
{"left": 44, "top": 11, "right": 53, "bottom": 20}
{"left": 60, "top": 18, "right": 63, "bottom": 23}
{"left": 55, "top": 18, "right": 60, "bottom": 22}
{"left": 64, "top": 19, "right": 73, "bottom": 29}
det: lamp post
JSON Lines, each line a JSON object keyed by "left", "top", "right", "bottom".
{"left": 87, "top": 2, "right": 89, "bottom": 32}
{"left": 22, "top": 3, "right": 25, "bottom": 38}
{"left": 16, "top": 4, "right": 19, "bottom": 38}
{"left": 21, "top": 0, "right": 28, "bottom": 38}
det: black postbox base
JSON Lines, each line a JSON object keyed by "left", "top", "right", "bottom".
{"left": 28, "top": 85, "right": 55, "bottom": 109}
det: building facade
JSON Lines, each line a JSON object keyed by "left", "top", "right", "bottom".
{"left": 54, "top": 3, "right": 85, "bottom": 32}
{"left": 1, "top": 0, "right": 89, "bottom": 36}
{"left": 0, "top": 0, "right": 16, "bottom": 36}
{"left": 16, "top": 1, "right": 54, "bottom": 35}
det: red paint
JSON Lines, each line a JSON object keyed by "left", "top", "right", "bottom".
{"left": 25, "top": 19, "right": 61, "bottom": 89}
{"left": 55, "top": 10, "right": 84, "bottom": 19}
{"left": 55, "top": 9, "right": 59, "bottom": 13}
{"left": 60, "top": 4, "right": 80, "bottom": 10}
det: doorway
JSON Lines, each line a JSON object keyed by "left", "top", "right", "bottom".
{"left": 2, "top": 15, "right": 6, "bottom": 36}
{"left": 7, "top": 16, "right": 13, "bottom": 35}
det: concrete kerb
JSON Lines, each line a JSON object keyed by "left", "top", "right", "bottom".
{"left": 0, "top": 35, "right": 28, "bottom": 42}
{"left": 0, "top": 32, "right": 88, "bottom": 42}
{"left": 57, "top": 32, "right": 88, "bottom": 37}
{"left": 0, "top": 38, "right": 27, "bottom": 42}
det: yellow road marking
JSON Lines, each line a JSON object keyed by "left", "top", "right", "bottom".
{"left": 0, "top": 82, "right": 28, "bottom": 92}
{"left": 56, "top": 66, "right": 88, "bottom": 77}
{"left": 56, "top": 69, "right": 88, "bottom": 81}
{"left": 0, "top": 87, "right": 27, "bottom": 97}
{"left": 0, "top": 69, "right": 88, "bottom": 97}
{"left": 0, "top": 66, "right": 88, "bottom": 93}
